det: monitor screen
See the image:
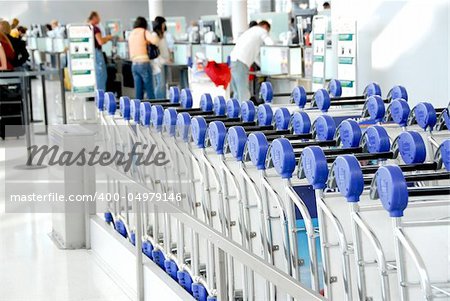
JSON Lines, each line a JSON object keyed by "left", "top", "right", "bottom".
{"left": 220, "top": 18, "right": 233, "bottom": 40}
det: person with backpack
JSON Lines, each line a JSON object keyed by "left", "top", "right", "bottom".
{"left": 128, "top": 16, "right": 160, "bottom": 99}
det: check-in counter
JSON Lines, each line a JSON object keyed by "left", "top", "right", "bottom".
{"left": 260, "top": 45, "right": 303, "bottom": 76}
{"left": 203, "top": 43, "right": 234, "bottom": 63}
{"left": 116, "top": 41, "right": 129, "bottom": 60}
{"left": 173, "top": 42, "right": 204, "bottom": 65}
{"left": 29, "top": 37, "right": 68, "bottom": 79}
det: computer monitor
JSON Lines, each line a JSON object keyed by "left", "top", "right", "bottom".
{"left": 201, "top": 20, "right": 216, "bottom": 33}
{"left": 219, "top": 18, "right": 233, "bottom": 42}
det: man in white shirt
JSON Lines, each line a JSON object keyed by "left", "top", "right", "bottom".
{"left": 230, "top": 20, "right": 273, "bottom": 102}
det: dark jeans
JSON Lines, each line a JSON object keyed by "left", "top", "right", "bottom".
{"left": 132, "top": 62, "right": 155, "bottom": 99}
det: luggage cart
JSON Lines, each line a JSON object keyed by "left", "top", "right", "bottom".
{"left": 298, "top": 130, "right": 446, "bottom": 301}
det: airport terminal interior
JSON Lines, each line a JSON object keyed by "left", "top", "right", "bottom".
{"left": 0, "top": 0, "right": 449, "bottom": 300}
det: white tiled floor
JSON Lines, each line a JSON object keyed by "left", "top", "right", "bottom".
{"left": 0, "top": 79, "right": 132, "bottom": 301}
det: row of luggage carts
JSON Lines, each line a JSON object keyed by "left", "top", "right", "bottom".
{"left": 94, "top": 80, "right": 450, "bottom": 301}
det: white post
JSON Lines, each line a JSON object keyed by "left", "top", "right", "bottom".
{"left": 231, "top": 0, "right": 248, "bottom": 39}
{"left": 148, "top": 0, "right": 163, "bottom": 22}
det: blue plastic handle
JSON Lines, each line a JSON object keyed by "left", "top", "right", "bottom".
{"left": 314, "top": 115, "right": 336, "bottom": 141}
{"left": 130, "top": 99, "right": 141, "bottom": 122}
{"left": 271, "top": 138, "right": 296, "bottom": 179}
{"left": 247, "top": 132, "right": 269, "bottom": 170}
{"left": 364, "top": 82, "right": 382, "bottom": 98}
{"left": 191, "top": 117, "right": 208, "bottom": 148}
{"left": 95, "top": 89, "right": 105, "bottom": 110}
{"left": 200, "top": 93, "right": 213, "bottom": 112}
{"left": 314, "top": 89, "right": 331, "bottom": 112}
{"left": 301, "top": 146, "right": 328, "bottom": 189}
{"left": 366, "top": 95, "right": 385, "bottom": 122}
{"left": 228, "top": 126, "right": 247, "bottom": 161}
{"left": 139, "top": 102, "right": 152, "bottom": 127}
{"left": 176, "top": 112, "right": 191, "bottom": 142}
{"left": 180, "top": 88, "right": 193, "bottom": 109}
{"left": 413, "top": 102, "right": 437, "bottom": 130}
{"left": 274, "top": 108, "right": 291, "bottom": 130}
{"left": 333, "top": 155, "right": 364, "bottom": 202}
{"left": 328, "top": 79, "right": 342, "bottom": 97}
{"left": 339, "top": 119, "right": 362, "bottom": 148}
{"left": 151, "top": 105, "right": 164, "bottom": 130}
{"left": 364, "top": 126, "right": 390, "bottom": 153}
{"left": 257, "top": 104, "right": 273, "bottom": 126}
{"left": 388, "top": 85, "right": 408, "bottom": 101}
{"left": 213, "top": 96, "right": 227, "bottom": 116}
{"left": 375, "top": 165, "right": 408, "bottom": 217}
{"left": 292, "top": 111, "right": 311, "bottom": 134}
{"left": 397, "top": 131, "right": 426, "bottom": 164}
{"left": 441, "top": 139, "right": 450, "bottom": 171}
{"left": 241, "top": 101, "right": 255, "bottom": 122}
{"left": 389, "top": 98, "right": 410, "bottom": 127}
{"left": 119, "top": 96, "right": 131, "bottom": 120}
{"left": 169, "top": 86, "right": 180, "bottom": 103}
{"left": 292, "top": 86, "right": 308, "bottom": 108}
{"left": 226, "top": 98, "right": 241, "bottom": 118}
{"left": 163, "top": 108, "right": 178, "bottom": 136}
{"left": 208, "top": 121, "right": 227, "bottom": 154}
{"left": 177, "top": 270, "right": 193, "bottom": 294}
{"left": 192, "top": 283, "right": 208, "bottom": 301}
{"left": 164, "top": 259, "right": 179, "bottom": 280}
{"left": 260, "top": 81, "right": 273, "bottom": 103}
{"left": 104, "top": 92, "right": 116, "bottom": 115}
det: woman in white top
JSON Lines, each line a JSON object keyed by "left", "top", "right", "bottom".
{"left": 128, "top": 16, "right": 160, "bottom": 99}
{"left": 151, "top": 17, "right": 171, "bottom": 99}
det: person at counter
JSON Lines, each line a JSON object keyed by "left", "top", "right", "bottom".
{"left": 47, "top": 20, "right": 65, "bottom": 38}
{"left": 88, "top": 11, "right": 113, "bottom": 91}
{"left": 0, "top": 22, "right": 17, "bottom": 70}
{"left": 0, "top": 41, "right": 8, "bottom": 70}
{"left": 128, "top": 16, "right": 159, "bottom": 99}
{"left": 151, "top": 16, "right": 171, "bottom": 99}
{"left": 229, "top": 20, "right": 273, "bottom": 102}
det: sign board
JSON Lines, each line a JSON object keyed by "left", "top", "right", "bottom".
{"left": 67, "top": 24, "right": 96, "bottom": 94}
{"left": 311, "top": 15, "right": 327, "bottom": 91}
{"left": 336, "top": 18, "right": 357, "bottom": 96}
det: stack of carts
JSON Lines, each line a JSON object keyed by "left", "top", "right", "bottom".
{"left": 94, "top": 79, "right": 450, "bottom": 301}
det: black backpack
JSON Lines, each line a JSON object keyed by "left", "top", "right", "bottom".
{"left": 8, "top": 36, "right": 29, "bottom": 67}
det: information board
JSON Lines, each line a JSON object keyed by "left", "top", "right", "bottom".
{"left": 336, "top": 18, "right": 357, "bottom": 96}
{"left": 67, "top": 24, "right": 96, "bottom": 94}
{"left": 311, "top": 15, "right": 327, "bottom": 91}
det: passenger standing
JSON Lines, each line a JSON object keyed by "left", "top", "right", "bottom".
{"left": 128, "top": 16, "right": 159, "bottom": 99}
{"left": 229, "top": 21, "right": 273, "bottom": 102}
{"left": 0, "top": 41, "right": 8, "bottom": 70}
{"left": 47, "top": 20, "right": 65, "bottom": 39}
{"left": 0, "top": 22, "right": 16, "bottom": 70}
{"left": 88, "top": 11, "right": 113, "bottom": 91}
{"left": 151, "top": 16, "right": 171, "bottom": 99}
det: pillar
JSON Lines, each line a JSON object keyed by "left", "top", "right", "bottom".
{"left": 148, "top": 0, "right": 163, "bottom": 22}
{"left": 231, "top": 0, "right": 248, "bottom": 39}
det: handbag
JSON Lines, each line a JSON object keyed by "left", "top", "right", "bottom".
{"left": 144, "top": 30, "right": 159, "bottom": 59}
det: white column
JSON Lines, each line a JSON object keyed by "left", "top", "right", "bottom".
{"left": 148, "top": 0, "right": 163, "bottom": 22}
{"left": 218, "top": 0, "right": 232, "bottom": 17}
{"left": 231, "top": 0, "right": 248, "bottom": 39}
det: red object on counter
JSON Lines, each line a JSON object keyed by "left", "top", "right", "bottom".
{"left": 204, "top": 61, "right": 231, "bottom": 89}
